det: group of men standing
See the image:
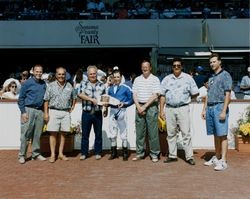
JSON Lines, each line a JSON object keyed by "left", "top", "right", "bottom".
{"left": 17, "top": 53, "right": 233, "bottom": 171}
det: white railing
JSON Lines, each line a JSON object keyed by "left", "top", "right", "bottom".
{"left": 0, "top": 100, "right": 249, "bottom": 150}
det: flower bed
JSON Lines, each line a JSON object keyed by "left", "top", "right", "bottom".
{"left": 233, "top": 105, "right": 250, "bottom": 152}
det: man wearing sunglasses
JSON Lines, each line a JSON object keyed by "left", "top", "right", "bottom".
{"left": 160, "top": 57, "right": 199, "bottom": 165}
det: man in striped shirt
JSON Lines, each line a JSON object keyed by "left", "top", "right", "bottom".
{"left": 132, "top": 60, "right": 161, "bottom": 163}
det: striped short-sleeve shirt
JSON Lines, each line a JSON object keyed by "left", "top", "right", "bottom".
{"left": 132, "top": 74, "right": 161, "bottom": 103}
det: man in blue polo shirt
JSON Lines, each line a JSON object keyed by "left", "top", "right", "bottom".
{"left": 18, "top": 64, "right": 47, "bottom": 164}
{"left": 201, "top": 53, "right": 232, "bottom": 171}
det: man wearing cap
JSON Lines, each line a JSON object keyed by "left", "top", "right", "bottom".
{"left": 240, "top": 66, "right": 250, "bottom": 99}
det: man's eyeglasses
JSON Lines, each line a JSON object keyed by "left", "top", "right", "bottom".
{"left": 11, "top": 86, "right": 17, "bottom": 88}
{"left": 172, "top": 64, "right": 181, "bottom": 68}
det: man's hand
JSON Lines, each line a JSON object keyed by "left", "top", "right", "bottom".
{"left": 21, "top": 113, "right": 29, "bottom": 123}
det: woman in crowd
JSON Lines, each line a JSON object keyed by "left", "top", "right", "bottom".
{"left": 1, "top": 81, "right": 19, "bottom": 99}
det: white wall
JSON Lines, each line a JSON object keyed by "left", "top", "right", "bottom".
{"left": 0, "top": 101, "right": 249, "bottom": 150}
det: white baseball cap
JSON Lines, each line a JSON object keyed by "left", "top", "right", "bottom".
{"left": 113, "top": 66, "right": 119, "bottom": 70}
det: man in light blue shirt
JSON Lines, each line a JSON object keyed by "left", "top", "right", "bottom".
{"left": 160, "top": 57, "right": 199, "bottom": 165}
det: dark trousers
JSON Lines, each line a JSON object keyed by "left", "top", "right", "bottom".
{"left": 81, "top": 111, "right": 103, "bottom": 156}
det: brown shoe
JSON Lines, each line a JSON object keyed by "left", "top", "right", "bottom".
{"left": 58, "top": 155, "right": 69, "bottom": 161}
{"left": 49, "top": 156, "right": 55, "bottom": 163}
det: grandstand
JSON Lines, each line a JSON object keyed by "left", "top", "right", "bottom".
{"left": 0, "top": 0, "right": 249, "bottom": 90}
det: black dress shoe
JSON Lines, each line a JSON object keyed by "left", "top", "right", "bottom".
{"left": 186, "top": 159, "right": 195, "bottom": 165}
{"left": 164, "top": 157, "right": 178, "bottom": 163}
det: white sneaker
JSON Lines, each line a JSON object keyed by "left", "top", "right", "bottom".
{"left": 32, "top": 155, "right": 46, "bottom": 161}
{"left": 95, "top": 155, "right": 101, "bottom": 160}
{"left": 151, "top": 157, "right": 159, "bottom": 163}
{"left": 18, "top": 157, "right": 25, "bottom": 164}
{"left": 204, "top": 156, "right": 219, "bottom": 166}
{"left": 80, "top": 155, "right": 87, "bottom": 160}
{"left": 214, "top": 160, "right": 228, "bottom": 171}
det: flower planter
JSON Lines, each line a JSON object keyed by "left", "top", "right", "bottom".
{"left": 235, "top": 135, "right": 250, "bottom": 153}
{"left": 40, "top": 134, "right": 75, "bottom": 153}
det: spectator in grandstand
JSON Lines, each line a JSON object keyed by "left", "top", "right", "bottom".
{"left": 114, "top": 4, "right": 129, "bottom": 19}
{"left": 107, "top": 69, "right": 133, "bottom": 161}
{"left": 17, "top": 64, "right": 46, "bottom": 164}
{"left": 240, "top": 66, "right": 250, "bottom": 99}
{"left": 201, "top": 53, "right": 232, "bottom": 171}
{"left": 148, "top": 3, "right": 160, "bottom": 19}
{"left": 132, "top": 59, "right": 160, "bottom": 163}
{"left": 159, "top": 57, "right": 199, "bottom": 166}
{"left": 78, "top": 65, "right": 107, "bottom": 160}
{"left": 44, "top": 67, "right": 77, "bottom": 163}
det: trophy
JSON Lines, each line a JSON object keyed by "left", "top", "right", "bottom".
{"left": 100, "top": 95, "right": 110, "bottom": 104}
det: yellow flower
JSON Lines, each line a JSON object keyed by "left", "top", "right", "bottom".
{"left": 234, "top": 105, "right": 250, "bottom": 137}
{"left": 239, "top": 123, "right": 250, "bottom": 136}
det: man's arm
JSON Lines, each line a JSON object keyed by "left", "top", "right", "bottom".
{"left": 201, "top": 96, "right": 207, "bottom": 120}
{"left": 220, "top": 91, "right": 231, "bottom": 120}
{"left": 78, "top": 93, "right": 98, "bottom": 105}
{"left": 159, "top": 95, "right": 166, "bottom": 120}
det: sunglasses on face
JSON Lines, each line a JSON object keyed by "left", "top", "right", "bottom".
{"left": 11, "top": 85, "right": 17, "bottom": 88}
{"left": 172, "top": 64, "right": 181, "bottom": 68}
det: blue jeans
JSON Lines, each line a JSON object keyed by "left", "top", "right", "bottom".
{"left": 81, "top": 111, "right": 103, "bottom": 156}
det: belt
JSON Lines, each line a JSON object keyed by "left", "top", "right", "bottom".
{"left": 26, "top": 105, "right": 43, "bottom": 110}
{"left": 83, "top": 109, "right": 101, "bottom": 113}
{"left": 139, "top": 102, "right": 158, "bottom": 106}
{"left": 166, "top": 103, "right": 188, "bottom": 108}
{"left": 50, "top": 108, "right": 69, "bottom": 111}
{"left": 110, "top": 105, "right": 119, "bottom": 108}
{"left": 207, "top": 102, "right": 223, "bottom": 106}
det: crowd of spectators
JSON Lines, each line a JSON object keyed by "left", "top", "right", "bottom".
{"left": 0, "top": 0, "right": 249, "bottom": 20}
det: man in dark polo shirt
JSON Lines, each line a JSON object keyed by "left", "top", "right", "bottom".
{"left": 18, "top": 64, "right": 46, "bottom": 164}
{"left": 202, "top": 53, "right": 232, "bottom": 171}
